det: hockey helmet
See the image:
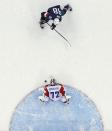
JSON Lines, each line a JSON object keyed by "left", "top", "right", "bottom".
{"left": 50, "top": 79, "right": 57, "bottom": 86}
{"left": 44, "top": 12, "right": 49, "bottom": 17}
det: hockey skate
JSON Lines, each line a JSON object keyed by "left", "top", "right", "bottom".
{"left": 64, "top": 4, "right": 72, "bottom": 12}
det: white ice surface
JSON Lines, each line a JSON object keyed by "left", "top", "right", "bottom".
{"left": 0, "top": 0, "right": 112, "bottom": 130}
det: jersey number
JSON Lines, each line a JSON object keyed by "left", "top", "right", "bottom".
{"left": 53, "top": 8, "right": 61, "bottom": 15}
{"left": 50, "top": 91, "right": 59, "bottom": 98}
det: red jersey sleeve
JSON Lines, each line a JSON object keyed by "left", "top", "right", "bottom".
{"left": 60, "top": 85, "right": 65, "bottom": 96}
{"left": 44, "top": 85, "right": 49, "bottom": 97}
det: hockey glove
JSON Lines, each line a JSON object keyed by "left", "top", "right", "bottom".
{"left": 39, "top": 20, "right": 46, "bottom": 29}
{"left": 50, "top": 23, "right": 56, "bottom": 30}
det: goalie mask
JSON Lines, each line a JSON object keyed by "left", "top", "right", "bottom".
{"left": 50, "top": 79, "right": 57, "bottom": 86}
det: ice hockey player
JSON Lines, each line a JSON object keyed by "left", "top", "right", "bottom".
{"left": 38, "top": 79, "right": 71, "bottom": 103}
{"left": 39, "top": 4, "right": 72, "bottom": 30}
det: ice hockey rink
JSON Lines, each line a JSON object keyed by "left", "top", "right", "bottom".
{"left": 0, "top": 0, "right": 112, "bottom": 130}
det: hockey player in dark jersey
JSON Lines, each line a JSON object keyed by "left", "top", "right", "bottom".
{"left": 39, "top": 4, "right": 72, "bottom": 30}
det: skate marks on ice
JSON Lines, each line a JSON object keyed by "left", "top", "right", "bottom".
{"left": 10, "top": 86, "right": 104, "bottom": 131}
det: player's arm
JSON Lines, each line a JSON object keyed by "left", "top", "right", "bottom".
{"left": 60, "top": 84, "right": 69, "bottom": 103}
{"left": 59, "top": 84, "right": 65, "bottom": 96}
{"left": 44, "top": 85, "right": 49, "bottom": 97}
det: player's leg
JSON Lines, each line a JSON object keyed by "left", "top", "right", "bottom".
{"left": 50, "top": 18, "right": 60, "bottom": 30}
{"left": 66, "top": 95, "right": 71, "bottom": 100}
{"left": 60, "top": 95, "right": 71, "bottom": 103}
{"left": 60, "top": 96, "right": 68, "bottom": 103}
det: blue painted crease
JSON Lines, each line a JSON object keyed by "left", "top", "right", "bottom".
{"left": 10, "top": 86, "right": 104, "bottom": 131}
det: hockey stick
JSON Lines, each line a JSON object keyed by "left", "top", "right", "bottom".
{"left": 54, "top": 29, "right": 71, "bottom": 47}
{"left": 47, "top": 23, "right": 71, "bottom": 47}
